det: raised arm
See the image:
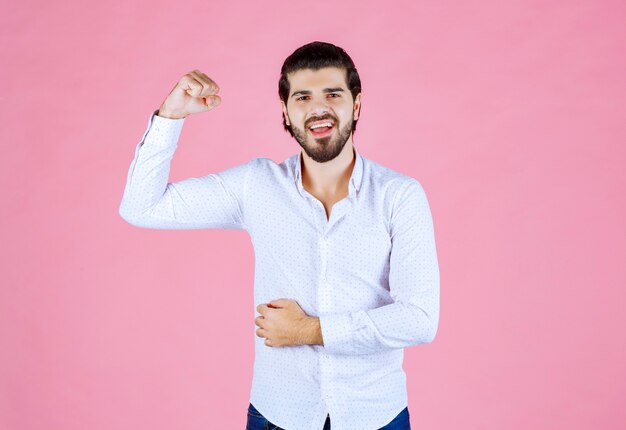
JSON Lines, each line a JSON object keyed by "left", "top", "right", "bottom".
{"left": 318, "top": 179, "right": 440, "bottom": 355}
{"left": 118, "top": 70, "right": 251, "bottom": 230}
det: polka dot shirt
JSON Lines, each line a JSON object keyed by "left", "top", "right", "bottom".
{"left": 119, "top": 110, "right": 440, "bottom": 430}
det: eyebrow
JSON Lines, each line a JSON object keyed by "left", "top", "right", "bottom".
{"left": 291, "top": 87, "right": 345, "bottom": 98}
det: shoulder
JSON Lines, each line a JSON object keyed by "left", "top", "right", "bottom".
{"left": 247, "top": 155, "right": 295, "bottom": 172}
{"left": 244, "top": 155, "right": 300, "bottom": 185}
{"left": 361, "top": 155, "right": 426, "bottom": 201}
{"left": 363, "top": 158, "right": 433, "bottom": 239}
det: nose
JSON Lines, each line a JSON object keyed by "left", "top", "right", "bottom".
{"left": 308, "top": 95, "right": 331, "bottom": 115}
{"left": 308, "top": 101, "right": 332, "bottom": 122}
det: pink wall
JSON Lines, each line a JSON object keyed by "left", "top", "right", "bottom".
{"left": 1, "top": 1, "right": 624, "bottom": 429}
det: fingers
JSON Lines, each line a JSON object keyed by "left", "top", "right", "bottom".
{"left": 183, "top": 69, "right": 219, "bottom": 98}
{"left": 254, "top": 315, "right": 271, "bottom": 344}
{"left": 269, "top": 299, "right": 290, "bottom": 308}
{"left": 256, "top": 325, "right": 273, "bottom": 347}
{"left": 257, "top": 303, "right": 274, "bottom": 314}
{"left": 190, "top": 69, "right": 219, "bottom": 93}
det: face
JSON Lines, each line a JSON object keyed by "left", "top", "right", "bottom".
{"left": 281, "top": 67, "right": 361, "bottom": 163}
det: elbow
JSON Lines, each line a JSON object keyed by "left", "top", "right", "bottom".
{"left": 424, "top": 319, "right": 438, "bottom": 344}
{"left": 411, "top": 320, "right": 437, "bottom": 346}
{"left": 118, "top": 201, "right": 143, "bottom": 227}
{"left": 118, "top": 202, "right": 132, "bottom": 224}
{"left": 410, "top": 303, "right": 439, "bottom": 345}
{"left": 422, "top": 308, "right": 439, "bottom": 344}
{"left": 414, "top": 321, "right": 438, "bottom": 345}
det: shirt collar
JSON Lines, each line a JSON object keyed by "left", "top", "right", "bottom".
{"left": 294, "top": 146, "right": 364, "bottom": 195}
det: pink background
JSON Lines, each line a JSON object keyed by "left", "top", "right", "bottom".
{"left": 1, "top": 1, "right": 625, "bottom": 429}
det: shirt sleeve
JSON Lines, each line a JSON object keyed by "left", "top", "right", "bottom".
{"left": 318, "top": 179, "right": 440, "bottom": 355}
{"left": 118, "top": 109, "right": 251, "bottom": 230}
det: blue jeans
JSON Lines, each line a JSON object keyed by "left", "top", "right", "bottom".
{"left": 245, "top": 402, "right": 411, "bottom": 430}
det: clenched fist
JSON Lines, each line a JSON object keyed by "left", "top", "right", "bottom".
{"left": 157, "top": 69, "right": 221, "bottom": 119}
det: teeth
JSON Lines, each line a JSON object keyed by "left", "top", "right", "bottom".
{"left": 310, "top": 122, "right": 333, "bottom": 130}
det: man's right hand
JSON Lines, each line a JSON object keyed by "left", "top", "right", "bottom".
{"left": 157, "top": 69, "right": 221, "bottom": 119}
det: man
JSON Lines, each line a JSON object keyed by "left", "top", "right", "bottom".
{"left": 119, "top": 41, "right": 439, "bottom": 430}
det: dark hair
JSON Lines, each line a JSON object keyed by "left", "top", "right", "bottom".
{"left": 278, "top": 41, "right": 362, "bottom": 137}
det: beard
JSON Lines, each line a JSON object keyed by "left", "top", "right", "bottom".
{"left": 290, "top": 115, "right": 354, "bottom": 163}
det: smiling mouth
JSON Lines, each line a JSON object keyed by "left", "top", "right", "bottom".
{"left": 308, "top": 123, "right": 335, "bottom": 138}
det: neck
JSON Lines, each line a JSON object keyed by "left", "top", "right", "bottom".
{"left": 301, "top": 142, "right": 356, "bottom": 196}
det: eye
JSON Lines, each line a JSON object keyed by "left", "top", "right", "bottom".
{"left": 329, "top": 93, "right": 340, "bottom": 97}
{"left": 297, "top": 96, "right": 308, "bottom": 101}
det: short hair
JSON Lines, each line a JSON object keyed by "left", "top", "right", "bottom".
{"left": 278, "top": 41, "right": 362, "bottom": 137}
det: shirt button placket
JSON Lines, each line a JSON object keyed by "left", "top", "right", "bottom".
{"left": 318, "top": 237, "right": 334, "bottom": 406}
{"left": 320, "top": 238, "right": 328, "bottom": 279}
{"left": 321, "top": 351, "right": 334, "bottom": 406}
{"left": 318, "top": 237, "right": 330, "bottom": 310}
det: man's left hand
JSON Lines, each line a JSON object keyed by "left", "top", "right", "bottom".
{"left": 255, "top": 299, "right": 322, "bottom": 347}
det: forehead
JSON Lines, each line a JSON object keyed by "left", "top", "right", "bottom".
{"left": 287, "top": 67, "right": 348, "bottom": 93}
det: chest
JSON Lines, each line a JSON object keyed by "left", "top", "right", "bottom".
{"left": 247, "top": 184, "right": 392, "bottom": 277}
{"left": 317, "top": 193, "right": 348, "bottom": 221}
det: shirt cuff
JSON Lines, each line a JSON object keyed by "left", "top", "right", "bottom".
{"left": 318, "top": 311, "right": 358, "bottom": 355}
{"left": 143, "top": 109, "right": 186, "bottom": 147}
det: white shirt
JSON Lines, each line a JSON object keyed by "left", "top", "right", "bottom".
{"left": 119, "top": 110, "right": 440, "bottom": 430}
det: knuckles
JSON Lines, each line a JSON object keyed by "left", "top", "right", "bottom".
{"left": 184, "top": 70, "right": 219, "bottom": 94}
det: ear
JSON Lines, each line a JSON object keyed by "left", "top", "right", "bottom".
{"left": 281, "top": 100, "right": 291, "bottom": 126}
{"left": 353, "top": 93, "right": 362, "bottom": 121}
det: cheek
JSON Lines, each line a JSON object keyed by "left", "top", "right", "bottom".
{"left": 339, "top": 110, "right": 354, "bottom": 124}
{"left": 290, "top": 112, "right": 302, "bottom": 123}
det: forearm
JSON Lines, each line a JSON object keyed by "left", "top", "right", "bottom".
{"left": 119, "top": 110, "right": 184, "bottom": 225}
{"left": 318, "top": 295, "right": 439, "bottom": 355}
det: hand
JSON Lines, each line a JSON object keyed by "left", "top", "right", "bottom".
{"left": 255, "top": 299, "right": 321, "bottom": 347}
{"left": 157, "top": 69, "right": 221, "bottom": 119}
